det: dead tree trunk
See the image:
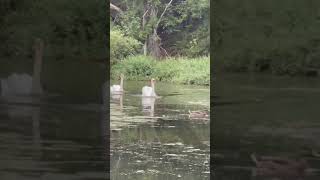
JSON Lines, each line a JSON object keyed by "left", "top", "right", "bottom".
{"left": 147, "top": 0, "right": 173, "bottom": 59}
{"left": 142, "top": 7, "right": 149, "bottom": 56}
{"left": 110, "top": 3, "right": 122, "bottom": 13}
{"left": 148, "top": 29, "right": 162, "bottom": 59}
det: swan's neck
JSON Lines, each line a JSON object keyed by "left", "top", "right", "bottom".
{"left": 32, "top": 38, "right": 43, "bottom": 94}
{"left": 120, "top": 77, "right": 124, "bottom": 91}
{"left": 151, "top": 81, "right": 155, "bottom": 95}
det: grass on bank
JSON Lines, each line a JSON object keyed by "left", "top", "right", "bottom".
{"left": 111, "top": 55, "right": 210, "bottom": 86}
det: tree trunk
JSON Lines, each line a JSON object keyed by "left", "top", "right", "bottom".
{"left": 142, "top": 6, "right": 148, "bottom": 56}
{"left": 146, "top": 0, "right": 174, "bottom": 59}
{"left": 146, "top": 6, "right": 161, "bottom": 59}
{"left": 143, "top": 41, "right": 148, "bottom": 56}
{"left": 148, "top": 29, "right": 162, "bottom": 59}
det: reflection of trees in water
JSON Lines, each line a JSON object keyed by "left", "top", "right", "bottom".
{"left": 110, "top": 120, "right": 210, "bottom": 179}
{"left": 110, "top": 89, "right": 210, "bottom": 179}
{"left": 112, "top": 120, "right": 209, "bottom": 148}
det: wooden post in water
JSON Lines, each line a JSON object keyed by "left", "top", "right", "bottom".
{"left": 32, "top": 38, "right": 44, "bottom": 95}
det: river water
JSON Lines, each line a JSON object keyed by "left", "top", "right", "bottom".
{"left": 0, "top": 61, "right": 107, "bottom": 179}
{"left": 214, "top": 73, "right": 320, "bottom": 180}
{"left": 110, "top": 81, "right": 210, "bottom": 180}
{"left": 0, "top": 62, "right": 210, "bottom": 180}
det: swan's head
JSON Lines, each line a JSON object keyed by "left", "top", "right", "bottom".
{"left": 151, "top": 78, "right": 156, "bottom": 83}
{"left": 119, "top": 74, "right": 124, "bottom": 80}
{"left": 33, "top": 38, "right": 44, "bottom": 51}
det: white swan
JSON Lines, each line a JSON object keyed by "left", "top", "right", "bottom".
{"left": 110, "top": 74, "right": 124, "bottom": 95}
{"left": 1, "top": 38, "right": 43, "bottom": 97}
{"left": 142, "top": 78, "right": 157, "bottom": 97}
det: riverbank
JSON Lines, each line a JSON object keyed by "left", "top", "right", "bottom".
{"left": 217, "top": 55, "right": 320, "bottom": 77}
{"left": 111, "top": 55, "right": 210, "bottom": 86}
{"left": 214, "top": 0, "right": 320, "bottom": 78}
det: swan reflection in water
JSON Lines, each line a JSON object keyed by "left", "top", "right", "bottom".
{"left": 111, "top": 94, "right": 123, "bottom": 111}
{"left": 0, "top": 39, "right": 46, "bottom": 162}
{"left": 142, "top": 97, "right": 155, "bottom": 117}
{"left": 2, "top": 96, "right": 43, "bottom": 159}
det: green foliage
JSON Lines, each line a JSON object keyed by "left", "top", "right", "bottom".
{"left": 214, "top": 0, "right": 320, "bottom": 76}
{"left": 172, "top": 57, "right": 210, "bottom": 85}
{"left": 306, "top": 51, "right": 320, "bottom": 69}
{"left": 110, "top": 29, "right": 142, "bottom": 63}
{"left": 111, "top": 0, "right": 209, "bottom": 57}
{"left": 177, "top": 26, "right": 210, "bottom": 57}
{"left": 117, "top": 9, "right": 146, "bottom": 41}
{"left": 166, "top": 0, "right": 210, "bottom": 57}
{"left": 111, "top": 55, "right": 156, "bottom": 79}
{"left": 219, "top": 46, "right": 320, "bottom": 76}
{"left": 269, "top": 49, "right": 306, "bottom": 75}
{"left": 0, "top": 0, "right": 106, "bottom": 61}
{"left": 111, "top": 55, "right": 210, "bottom": 85}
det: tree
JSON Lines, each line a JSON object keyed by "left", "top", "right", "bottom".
{"left": 111, "top": 0, "right": 209, "bottom": 59}
{"left": 1, "top": 0, "right": 107, "bottom": 61}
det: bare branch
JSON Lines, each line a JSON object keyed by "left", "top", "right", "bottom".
{"left": 160, "top": 46, "right": 170, "bottom": 57}
{"left": 143, "top": 9, "right": 149, "bottom": 18}
{"left": 110, "top": 3, "right": 122, "bottom": 13}
{"left": 155, "top": 0, "right": 174, "bottom": 29}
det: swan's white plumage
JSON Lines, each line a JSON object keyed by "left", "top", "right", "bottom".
{"left": 110, "top": 85, "right": 121, "bottom": 93}
{"left": 110, "top": 85, "right": 122, "bottom": 99}
{"left": 1, "top": 73, "right": 33, "bottom": 96}
{"left": 142, "top": 78, "right": 157, "bottom": 97}
{"left": 142, "top": 86, "right": 156, "bottom": 97}
{"left": 1, "top": 39, "right": 43, "bottom": 97}
{"left": 110, "top": 75, "right": 124, "bottom": 95}
{"left": 142, "top": 86, "right": 151, "bottom": 96}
